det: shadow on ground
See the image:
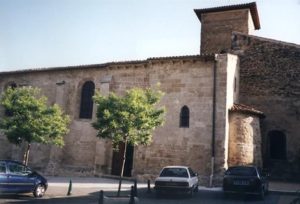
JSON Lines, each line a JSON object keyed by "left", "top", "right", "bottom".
{"left": 1, "top": 189, "right": 289, "bottom": 204}
{"left": 0, "top": 188, "right": 144, "bottom": 204}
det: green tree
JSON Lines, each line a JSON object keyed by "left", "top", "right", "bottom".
{"left": 0, "top": 87, "right": 70, "bottom": 165}
{"left": 92, "top": 87, "right": 165, "bottom": 196}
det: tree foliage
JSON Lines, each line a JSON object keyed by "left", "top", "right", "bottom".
{"left": 92, "top": 87, "right": 165, "bottom": 196}
{"left": 92, "top": 87, "right": 165, "bottom": 148}
{"left": 0, "top": 86, "right": 70, "bottom": 148}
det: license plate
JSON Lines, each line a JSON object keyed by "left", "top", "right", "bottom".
{"left": 233, "top": 180, "right": 249, "bottom": 185}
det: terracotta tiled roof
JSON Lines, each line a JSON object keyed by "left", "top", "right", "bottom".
{"left": 194, "top": 2, "right": 260, "bottom": 29}
{"left": 229, "top": 103, "right": 265, "bottom": 118}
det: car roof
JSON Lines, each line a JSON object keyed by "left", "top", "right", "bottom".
{"left": 226, "top": 165, "right": 258, "bottom": 171}
{"left": 0, "top": 160, "right": 23, "bottom": 165}
{"left": 228, "top": 165, "right": 257, "bottom": 169}
{"left": 162, "top": 166, "right": 189, "bottom": 169}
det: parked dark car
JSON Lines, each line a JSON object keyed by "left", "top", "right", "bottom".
{"left": 0, "top": 160, "right": 48, "bottom": 197}
{"left": 223, "top": 166, "right": 269, "bottom": 199}
{"left": 154, "top": 166, "right": 199, "bottom": 197}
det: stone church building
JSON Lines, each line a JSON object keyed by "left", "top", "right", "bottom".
{"left": 0, "top": 2, "right": 299, "bottom": 184}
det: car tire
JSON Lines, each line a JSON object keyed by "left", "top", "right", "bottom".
{"left": 189, "top": 187, "right": 194, "bottom": 198}
{"left": 259, "top": 187, "right": 265, "bottom": 200}
{"left": 194, "top": 184, "right": 199, "bottom": 193}
{"left": 33, "top": 184, "right": 46, "bottom": 197}
{"left": 265, "top": 183, "right": 269, "bottom": 195}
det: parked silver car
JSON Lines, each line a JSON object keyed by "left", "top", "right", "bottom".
{"left": 154, "top": 166, "right": 199, "bottom": 197}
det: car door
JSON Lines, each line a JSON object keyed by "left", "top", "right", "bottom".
{"left": 188, "top": 168, "right": 198, "bottom": 188}
{"left": 7, "top": 162, "right": 35, "bottom": 193}
{"left": 0, "top": 161, "right": 9, "bottom": 192}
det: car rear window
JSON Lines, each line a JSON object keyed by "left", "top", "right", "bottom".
{"left": 225, "top": 167, "right": 257, "bottom": 176}
{"left": 160, "top": 168, "right": 189, "bottom": 178}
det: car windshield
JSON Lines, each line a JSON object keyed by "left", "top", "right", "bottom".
{"left": 160, "top": 168, "right": 189, "bottom": 178}
{"left": 225, "top": 167, "right": 257, "bottom": 176}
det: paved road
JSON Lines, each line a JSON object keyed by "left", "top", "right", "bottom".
{"left": 0, "top": 188, "right": 298, "bottom": 204}
{"left": 0, "top": 177, "right": 299, "bottom": 204}
{"left": 0, "top": 190, "right": 298, "bottom": 204}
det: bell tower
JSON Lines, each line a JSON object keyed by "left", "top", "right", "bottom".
{"left": 194, "top": 2, "right": 260, "bottom": 54}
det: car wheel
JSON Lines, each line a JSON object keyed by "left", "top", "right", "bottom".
{"left": 265, "top": 183, "right": 269, "bottom": 195}
{"left": 33, "top": 184, "right": 46, "bottom": 197}
{"left": 194, "top": 184, "right": 199, "bottom": 193}
{"left": 189, "top": 187, "right": 194, "bottom": 197}
{"left": 259, "top": 187, "right": 265, "bottom": 200}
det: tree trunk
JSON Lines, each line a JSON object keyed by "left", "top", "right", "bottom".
{"left": 23, "top": 143, "right": 31, "bottom": 166}
{"left": 117, "top": 139, "right": 127, "bottom": 196}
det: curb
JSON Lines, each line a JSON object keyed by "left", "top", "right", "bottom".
{"left": 269, "top": 190, "right": 299, "bottom": 196}
{"left": 101, "top": 175, "right": 136, "bottom": 182}
{"left": 198, "top": 186, "right": 222, "bottom": 192}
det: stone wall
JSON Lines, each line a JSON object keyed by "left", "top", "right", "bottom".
{"left": 211, "top": 54, "right": 239, "bottom": 185}
{"left": 0, "top": 55, "right": 236, "bottom": 185}
{"left": 133, "top": 58, "right": 215, "bottom": 182}
{"left": 228, "top": 112, "right": 262, "bottom": 167}
{"left": 232, "top": 32, "right": 300, "bottom": 180}
{"left": 200, "top": 9, "right": 254, "bottom": 54}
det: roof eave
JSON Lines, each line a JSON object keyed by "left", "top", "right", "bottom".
{"left": 194, "top": 2, "right": 260, "bottom": 30}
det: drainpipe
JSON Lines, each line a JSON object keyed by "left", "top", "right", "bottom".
{"left": 209, "top": 58, "right": 217, "bottom": 187}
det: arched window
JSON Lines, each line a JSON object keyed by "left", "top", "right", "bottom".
{"left": 79, "top": 81, "right": 95, "bottom": 119}
{"left": 269, "top": 130, "right": 286, "bottom": 160}
{"left": 180, "top": 106, "right": 189, "bottom": 128}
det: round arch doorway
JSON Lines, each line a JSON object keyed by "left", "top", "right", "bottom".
{"left": 268, "top": 130, "right": 286, "bottom": 160}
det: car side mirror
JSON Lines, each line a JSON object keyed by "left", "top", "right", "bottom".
{"left": 24, "top": 170, "right": 33, "bottom": 176}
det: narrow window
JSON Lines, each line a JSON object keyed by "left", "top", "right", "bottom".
{"left": 180, "top": 106, "right": 189, "bottom": 128}
{"left": 79, "top": 81, "right": 95, "bottom": 119}
{"left": 234, "top": 77, "right": 237, "bottom": 92}
{"left": 269, "top": 130, "right": 286, "bottom": 160}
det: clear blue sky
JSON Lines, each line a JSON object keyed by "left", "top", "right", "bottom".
{"left": 0, "top": 0, "right": 299, "bottom": 71}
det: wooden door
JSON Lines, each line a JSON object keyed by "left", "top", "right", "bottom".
{"left": 111, "top": 142, "right": 134, "bottom": 177}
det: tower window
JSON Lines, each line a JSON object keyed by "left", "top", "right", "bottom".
{"left": 79, "top": 81, "right": 95, "bottom": 119}
{"left": 234, "top": 77, "right": 237, "bottom": 92}
{"left": 180, "top": 106, "right": 189, "bottom": 128}
{"left": 269, "top": 130, "right": 286, "bottom": 160}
